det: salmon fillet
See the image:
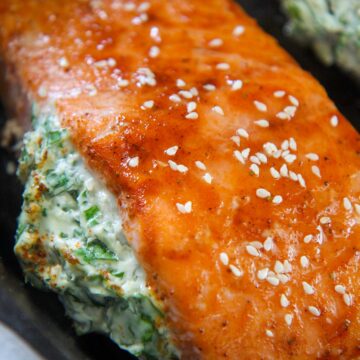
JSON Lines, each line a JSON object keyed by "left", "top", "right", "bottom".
{"left": 0, "top": 0, "right": 359, "bottom": 359}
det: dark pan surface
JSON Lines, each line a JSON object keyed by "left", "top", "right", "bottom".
{"left": 0, "top": 1, "right": 359, "bottom": 359}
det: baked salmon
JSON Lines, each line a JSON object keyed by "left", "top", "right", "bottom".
{"left": 0, "top": 0, "right": 359, "bottom": 359}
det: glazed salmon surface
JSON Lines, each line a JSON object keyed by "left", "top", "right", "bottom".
{"left": 0, "top": 0, "right": 359, "bottom": 358}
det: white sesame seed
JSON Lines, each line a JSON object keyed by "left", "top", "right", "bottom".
{"left": 303, "top": 234, "right": 313, "bottom": 243}
{"left": 270, "top": 167, "right": 281, "bottom": 179}
{"left": 343, "top": 197, "right": 352, "bottom": 211}
{"left": 230, "top": 136, "right": 241, "bottom": 146}
{"left": 216, "top": 62, "right": 230, "bottom": 70}
{"left": 289, "top": 137, "right": 297, "bottom": 151}
{"left": 265, "top": 329, "right": 274, "bottom": 338}
{"left": 176, "top": 201, "right": 192, "bottom": 214}
{"left": 343, "top": 293, "right": 352, "bottom": 306}
{"left": 355, "top": 204, "right": 360, "bottom": 215}
{"left": 177, "top": 164, "right": 189, "bottom": 173}
{"left": 241, "top": 148, "right": 250, "bottom": 159}
{"left": 254, "top": 119, "right": 269, "bottom": 128}
{"left": 164, "top": 146, "right": 178, "bottom": 156}
{"left": 274, "top": 261, "right": 284, "bottom": 274}
{"left": 246, "top": 245, "right": 260, "bottom": 257}
{"left": 316, "top": 225, "right": 324, "bottom": 244}
{"left": 255, "top": 152, "right": 267, "bottom": 164}
{"left": 169, "top": 94, "right": 181, "bottom": 103}
{"left": 281, "top": 294, "right": 290, "bottom": 308}
{"left": 272, "top": 195, "right": 283, "bottom": 205}
{"left": 284, "top": 106, "right": 297, "bottom": 118}
{"left": 250, "top": 241, "right": 263, "bottom": 249}
{"left": 195, "top": 161, "right": 206, "bottom": 170}
{"left": 276, "top": 111, "right": 290, "bottom": 120}
{"left": 176, "top": 78, "right": 186, "bottom": 88}
{"left": 263, "top": 237, "right": 273, "bottom": 251}
{"left": 219, "top": 252, "right": 229, "bottom": 266}
{"left": 179, "top": 90, "right": 193, "bottom": 99}
{"left": 256, "top": 188, "right": 271, "bottom": 199}
{"left": 335, "top": 285, "right": 346, "bottom": 295}
{"left": 267, "top": 276, "right": 280, "bottom": 286}
{"left": 288, "top": 95, "right": 299, "bottom": 107}
{"left": 212, "top": 106, "right": 224, "bottom": 115}
{"left": 203, "top": 173, "right": 213, "bottom": 184}
{"left": 142, "top": 100, "right": 154, "bottom": 109}
{"left": 168, "top": 160, "right": 178, "bottom": 171}
{"left": 128, "top": 156, "right": 139, "bottom": 167}
{"left": 187, "top": 101, "right": 197, "bottom": 113}
{"left": 289, "top": 171, "right": 298, "bottom": 182}
{"left": 278, "top": 274, "right": 290, "bottom": 284}
{"left": 234, "top": 150, "right": 245, "bottom": 164}
{"left": 58, "top": 56, "right": 69, "bottom": 68}
{"left": 311, "top": 165, "right": 321, "bottom": 178}
{"left": 300, "top": 256, "right": 309, "bottom": 268}
{"left": 330, "top": 115, "right": 339, "bottom": 127}
{"left": 250, "top": 163, "right": 260, "bottom": 176}
{"left": 203, "top": 84, "right": 216, "bottom": 91}
{"left": 254, "top": 100, "right": 267, "bottom": 112}
{"left": 149, "top": 46, "right": 160, "bottom": 58}
{"left": 208, "top": 38, "right": 223, "bottom": 47}
{"left": 274, "top": 90, "right": 285, "bottom": 98}
{"left": 233, "top": 25, "right": 245, "bottom": 36}
{"left": 298, "top": 174, "right": 306, "bottom": 188}
{"left": 185, "top": 112, "right": 198, "bottom": 120}
{"left": 236, "top": 128, "right": 249, "bottom": 139}
{"left": 229, "top": 264, "right": 243, "bottom": 277}
{"left": 231, "top": 80, "right": 243, "bottom": 91}
{"left": 306, "top": 153, "right": 319, "bottom": 161}
{"left": 263, "top": 142, "right": 278, "bottom": 155}
{"left": 283, "top": 260, "right": 292, "bottom": 273}
{"left": 282, "top": 150, "right": 290, "bottom": 158}
{"left": 308, "top": 306, "right": 321, "bottom": 317}
{"left": 190, "top": 87, "right": 198, "bottom": 96}
{"left": 257, "top": 268, "right": 269, "bottom": 280}
{"left": 285, "top": 313, "right": 293, "bottom": 326}
{"left": 280, "top": 164, "right": 288, "bottom": 177}
{"left": 302, "top": 281, "right": 315, "bottom": 295}
{"left": 150, "top": 26, "right": 161, "bottom": 42}
{"left": 273, "top": 150, "right": 282, "bottom": 159}
{"left": 320, "top": 216, "right": 331, "bottom": 225}
{"left": 284, "top": 154, "right": 297, "bottom": 164}
{"left": 281, "top": 140, "right": 289, "bottom": 150}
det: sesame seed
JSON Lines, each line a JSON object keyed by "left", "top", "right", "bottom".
{"left": 289, "top": 171, "right": 298, "bottom": 182}
{"left": 231, "top": 80, "right": 243, "bottom": 91}
{"left": 187, "top": 101, "right": 197, "bottom": 113}
{"left": 276, "top": 111, "right": 290, "bottom": 120}
{"left": 250, "top": 156, "right": 261, "bottom": 165}
{"left": 263, "top": 237, "right": 273, "bottom": 251}
{"left": 263, "top": 142, "right": 278, "bottom": 155}
{"left": 203, "top": 173, "right": 213, "bottom": 184}
{"left": 274, "top": 261, "right": 284, "bottom": 274}
{"left": 256, "top": 152, "right": 267, "bottom": 164}
{"left": 298, "top": 174, "right": 306, "bottom": 188}
{"left": 267, "top": 276, "right": 280, "bottom": 286}
{"left": 257, "top": 268, "right": 269, "bottom": 280}
{"left": 246, "top": 245, "right": 260, "bottom": 257}
{"left": 281, "top": 140, "right": 289, "bottom": 150}
{"left": 254, "top": 119, "right": 269, "bottom": 128}
{"left": 208, "top": 38, "right": 223, "bottom": 47}
{"left": 242, "top": 148, "right": 250, "bottom": 159}
{"left": 179, "top": 90, "right": 193, "bottom": 99}
{"left": 234, "top": 150, "right": 245, "bottom": 164}
{"left": 176, "top": 78, "right": 186, "bottom": 88}
{"left": 219, "top": 252, "right": 229, "bottom": 266}
{"left": 303, "top": 234, "right": 313, "bottom": 243}
{"left": 282, "top": 150, "right": 290, "bottom": 158}
{"left": 317, "top": 225, "right": 324, "bottom": 244}
{"left": 320, "top": 216, "right": 331, "bottom": 225}
{"left": 177, "top": 164, "right": 188, "bottom": 173}
{"left": 168, "top": 160, "right": 178, "bottom": 171}
{"left": 58, "top": 56, "right": 69, "bottom": 68}
{"left": 256, "top": 188, "right": 271, "bottom": 199}
{"left": 280, "top": 164, "right": 288, "bottom": 177}
{"left": 272, "top": 195, "right": 283, "bottom": 205}
{"left": 330, "top": 115, "right": 339, "bottom": 127}
{"left": 236, "top": 128, "right": 249, "bottom": 138}
{"left": 233, "top": 25, "right": 245, "bottom": 36}
{"left": 164, "top": 146, "right": 179, "bottom": 156}
{"left": 185, "top": 112, "right": 198, "bottom": 120}
{"left": 308, "top": 306, "right": 321, "bottom": 317}
{"left": 169, "top": 94, "right": 181, "bottom": 103}
{"left": 254, "top": 100, "right": 267, "bottom": 112}
{"left": 278, "top": 274, "right": 290, "bottom": 284}
{"left": 231, "top": 135, "right": 241, "bottom": 146}
{"left": 250, "top": 241, "right": 263, "bottom": 249}
{"left": 216, "top": 62, "right": 230, "bottom": 70}
{"left": 285, "top": 314, "right": 293, "bottom": 326}
{"left": 203, "top": 84, "right": 216, "bottom": 91}
{"left": 270, "top": 167, "right": 280, "bottom": 179}
{"left": 284, "top": 154, "right": 297, "bottom": 164}
{"left": 289, "top": 137, "right": 297, "bottom": 151}
{"left": 355, "top": 204, "right": 360, "bottom": 215}
{"left": 150, "top": 26, "right": 161, "bottom": 42}
{"left": 128, "top": 156, "right": 139, "bottom": 167}
{"left": 229, "top": 264, "right": 243, "bottom": 277}
{"left": 142, "top": 100, "right": 154, "bottom": 109}
{"left": 190, "top": 87, "right": 199, "bottom": 96}
{"left": 306, "top": 153, "right": 319, "bottom": 162}
{"left": 311, "top": 165, "right": 321, "bottom": 178}
{"left": 335, "top": 285, "right": 346, "bottom": 295}
{"left": 284, "top": 106, "right": 297, "bottom": 118}
{"left": 288, "top": 95, "right": 299, "bottom": 107}
{"left": 195, "top": 161, "right": 206, "bottom": 170}
{"left": 281, "top": 294, "right": 290, "bottom": 308}
{"left": 343, "top": 293, "right": 352, "bottom": 306}
{"left": 302, "top": 281, "right": 315, "bottom": 295}
{"left": 176, "top": 201, "right": 192, "bottom": 214}
{"left": 149, "top": 46, "right": 160, "bottom": 58}
{"left": 212, "top": 106, "right": 224, "bottom": 115}
{"left": 343, "top": 197, "right": 352, "bottom": 211}
{"left": 273, "top": 150, "right": 282, "bottom": 159}
{"left": 250, "top": 163, "right": 260, "bottom": 176}
{"left": 265, "top": 329, "right": 274, "bottom": 338}
{"left": 300, "top": 256, "right": 309, "bottom": 268}
{"left": 274, "top": 90, "right": 286, "bottom": 98}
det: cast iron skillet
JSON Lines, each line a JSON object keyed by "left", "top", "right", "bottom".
{"left": 0, "top": 1, "right": 359, "bottom": 359}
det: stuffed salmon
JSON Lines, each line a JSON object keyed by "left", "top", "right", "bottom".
{"left": 0, "top": 0, "right": 359, "bottom": 359}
